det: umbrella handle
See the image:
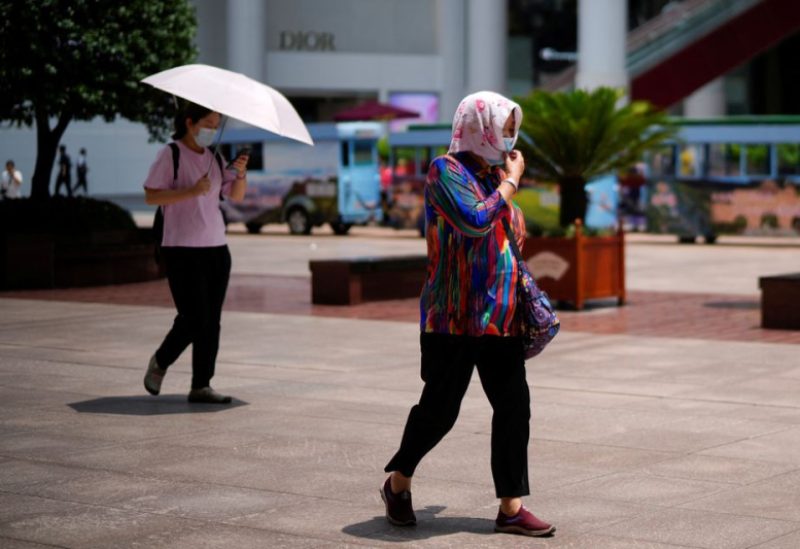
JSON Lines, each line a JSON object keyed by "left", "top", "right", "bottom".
{"left": 206, "top": 115, "right": 229, "bottom": 176}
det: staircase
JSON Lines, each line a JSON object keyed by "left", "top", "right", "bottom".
{"left": 541, "top": 0, "right": 800, "bottom": 108}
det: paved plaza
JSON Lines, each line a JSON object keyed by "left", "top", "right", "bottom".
{"left": 1, "top": 227, "right": 800, "bottom": 548}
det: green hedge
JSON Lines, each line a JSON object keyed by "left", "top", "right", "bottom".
{"left": 0, "top": 197, "right": 137, "bottom": 235}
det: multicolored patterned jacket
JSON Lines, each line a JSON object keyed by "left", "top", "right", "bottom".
{"left": 420, "top": 152, "right": 526, "bottom": 337}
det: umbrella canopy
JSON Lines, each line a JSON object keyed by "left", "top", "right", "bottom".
{"left": 333, "top": 100, "right": 419, "bottom": 122}
{"left": 141, "top": 64, "right": 313, "bottom": 145}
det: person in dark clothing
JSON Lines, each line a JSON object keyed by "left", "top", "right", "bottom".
{"left": 54, "top": 145, "right": 73, "bottom": 197}
{"left": 74, "top": 148, "right": 88, "bottom": 195}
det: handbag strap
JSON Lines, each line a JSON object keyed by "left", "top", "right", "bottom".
{"left": 501, "top": 217, "right": 524, "bottom": 263}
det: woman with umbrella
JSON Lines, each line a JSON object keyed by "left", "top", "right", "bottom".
{"left": 142, "top": 102, "right": 249, "bottom": 403}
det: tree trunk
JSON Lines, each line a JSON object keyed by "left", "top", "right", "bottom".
{"left": 30, "top": 109, "right": 71, "bottom": 201}
{"left": 559, "top": 176, "right": 589, "bottom": 228}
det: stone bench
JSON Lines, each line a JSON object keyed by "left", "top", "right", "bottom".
{"left": 759, "top": 273, "right": 800, "bottom": 330}
{"left": 309, "top": 255, "right": 427, "bottom": 305}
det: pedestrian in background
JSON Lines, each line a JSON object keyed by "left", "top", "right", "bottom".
{"left": 75, "top": 148, "right": 89, "bottom": 195}
{"left": 381, "top": 91, "right": 554, "bottom": 538}
{"left": 1, "top": 160, "right": 23, "bottom": 199}
{"left": 54, "top": 145, "right": 73, "bottom": 197}
{"left": 142, "top": 102, "right": 249, "bottom": 404}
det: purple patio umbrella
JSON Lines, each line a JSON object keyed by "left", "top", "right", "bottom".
{"left": 333, "top": 100, "right": 419, "bottom": 122}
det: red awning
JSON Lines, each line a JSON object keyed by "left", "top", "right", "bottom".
{"left": 333, "top": 100, "right": 419, "bottom": 122}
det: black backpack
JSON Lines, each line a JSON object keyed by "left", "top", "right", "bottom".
{"left": 152, "top": 143, "right": 224, "bottom": 262}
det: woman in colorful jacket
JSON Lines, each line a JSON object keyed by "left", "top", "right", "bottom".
{"left": 381, "top": 91, "right": 554, "bottom": 537}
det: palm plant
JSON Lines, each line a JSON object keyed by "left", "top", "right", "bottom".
{"left": 515, "top": 87, "right": 677, "bottom": 229}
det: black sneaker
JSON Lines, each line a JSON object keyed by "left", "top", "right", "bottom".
{"left": 380, "top": 477, "right": 416, "bottom": 526}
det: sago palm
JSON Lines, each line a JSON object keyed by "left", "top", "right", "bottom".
{"left": 515, "top": 87, "right": 677, "bottom": 229}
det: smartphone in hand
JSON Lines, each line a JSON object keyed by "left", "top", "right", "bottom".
{"left": 226, "top": 146, "right": 251, "bottom": 170}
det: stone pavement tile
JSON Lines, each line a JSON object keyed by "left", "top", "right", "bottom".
{"left": 700, "top": 426, "right": 800, "bottom": 464}
{"left": 531, "top": 439, "right": 676, "bottom": 472}
{"left": 532, "top": 386, "right": 659, "bottom": 410}
{"left": 0, "top": 538, "right": 59, "bottom": 549}
{"left": 680, "top": 470, "right": 800, "bottom": 522}
{"left": 0, "top": 407, "right": 212, "bottom": 446}
{"left": 228, "top": 498, "right": 403, "bottom": 547}
{"left": 0, "top": 430, "right": 120, "bottom": 460}
{"left": 547, "top": 472, "right": 731, "bottom": 507}
{"left": 544, "top": 533, "right": 704, "bottom": 548}
{"left": 526, "top": 402, "right": 679, "bottom": 444}
{"left": 0, "top": 460, "right": 93, "bottom": 489}
{"left": 678, "top": 377, "right": 800, "bottom": 409}
{"left": 589, "top": 416, "right": 794, "bottom": 453}
{"left": 115, "top": 481, "right": 306, "bottom": 523}
{"left": 595, "top": 508, "right": 800, "bottom": 549}
{"left": 640, "top": 453, "right": 797, "bottom": 485}
{"left": 112, "top": 522, "right": 344, "bottom": 549}
{"left": 534, "top": 372, "right": 700, "bottom": 399}
{"left": 532, "top": 494, "right": 647, "bottom": 536}
{"left": 53, "top": 440, "right": 222, "bottom": 476}
{"left": 750, "top": 530, "right": 800, "bottom": 549}
{"left": 0, "top": 493, "right": 203, "bottom": 548}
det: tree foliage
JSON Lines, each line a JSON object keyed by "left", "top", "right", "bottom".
{"left": 0, "top": 0, "right": 197, "bottom": 198}
{"left": 515, "top": 88, "right": 677, "bottom": 227}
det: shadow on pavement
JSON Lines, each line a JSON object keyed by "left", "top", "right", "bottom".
{"left": 342, "top": 506, "right": 500, "bottom": 542}
{"left": 68, "top": 395, "right": 249, "bottom": 415}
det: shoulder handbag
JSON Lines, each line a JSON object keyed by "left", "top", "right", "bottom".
{"left": 501, "top": 217, "right": 560, "bottom": 359}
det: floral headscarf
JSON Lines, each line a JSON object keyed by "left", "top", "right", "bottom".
{"left": 448, "top": 91, "right": 522, "bottom": 162}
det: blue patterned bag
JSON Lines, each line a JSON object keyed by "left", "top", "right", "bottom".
{"left": 502, "top": 218, "right": 560, "bottom": 359}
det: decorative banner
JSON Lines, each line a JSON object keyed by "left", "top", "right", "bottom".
{"left": 527, "top": 252, "right": 570, "bottom": 280}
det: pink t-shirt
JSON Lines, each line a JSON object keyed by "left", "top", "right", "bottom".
{"left": 143, "top": 141, "right": 235, "bottom": 247}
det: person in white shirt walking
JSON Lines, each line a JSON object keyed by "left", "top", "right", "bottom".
{"left": 1, "top": 160, "right": 23, "bottom": 199}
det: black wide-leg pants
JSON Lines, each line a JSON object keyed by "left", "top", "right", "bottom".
{"left": 385, "top": 333, "right": 531, "bottom": 498}
{"left": 155, "top": 246, "right": 231, "bottom": 390}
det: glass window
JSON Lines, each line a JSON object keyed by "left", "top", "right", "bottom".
{"left": 340, "top": 141, "right": 349, "bottom": 167}
{"left": 353, "top": 140, "right": 373, "bottom": 166}
{"left": 708, "top": 144, "right": 740, "bottom": 177}
{"left": 648, "top": 145, "right": 676, "bottom": 177}
{"left": 745, "top": 144, "right": 769, "bottom": 176}
{"left": 777, "top": 144, "right": 800, "bottom": 176}
{"left": 678, "top": 145, "right": 704, "bottom": 177}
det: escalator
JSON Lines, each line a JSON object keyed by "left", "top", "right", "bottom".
{"left": 541, "top": 0, "right": 800, "bottom": 109}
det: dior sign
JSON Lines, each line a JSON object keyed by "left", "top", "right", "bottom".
{"left": 279, "top": 31, "right": 336, "bottom": 51}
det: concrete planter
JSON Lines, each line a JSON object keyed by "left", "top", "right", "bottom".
{"left": 1, "top": 229, "right": 164, "bottom": 290}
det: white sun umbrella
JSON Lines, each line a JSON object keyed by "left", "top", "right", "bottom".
{"left": 141, "top": 64, "right": 313, "bottom": 157}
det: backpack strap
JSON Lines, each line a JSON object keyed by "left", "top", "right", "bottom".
{"left": 167, "top": 142, "right": 225, "bottom": 200}
{"left": 168, "top": 142, "right": 180, "bottom": 183}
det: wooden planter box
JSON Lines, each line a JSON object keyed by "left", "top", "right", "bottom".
{"left": 520, "top": 221, "right": 625, "bottom": 310}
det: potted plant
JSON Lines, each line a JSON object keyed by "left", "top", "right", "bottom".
{"left": 514, "top": 87, "right": 676, "bottom": 309}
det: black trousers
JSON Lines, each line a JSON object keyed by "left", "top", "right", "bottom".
{"left": 385, "top": 333, "right": 531, "bottom": 498}
{"left": 155, "top": 246, "right": 231, "bottom": 390}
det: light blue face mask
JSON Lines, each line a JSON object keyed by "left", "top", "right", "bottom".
{"left": 194, "top": 127, "right": 218, "bottom": 147}
{"left": 503, "top": 136, "right": 516, "bottom": 153}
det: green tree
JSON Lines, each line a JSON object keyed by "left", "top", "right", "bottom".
{"left": 515, "top": 88, "right": 677, "bottom": 229}
{"left": 0, "top": 0, "right": 196, "bottom": 200}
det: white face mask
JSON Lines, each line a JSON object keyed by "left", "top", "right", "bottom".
{"left": 194, "top": 127, "right": 217, "bottom": 147}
